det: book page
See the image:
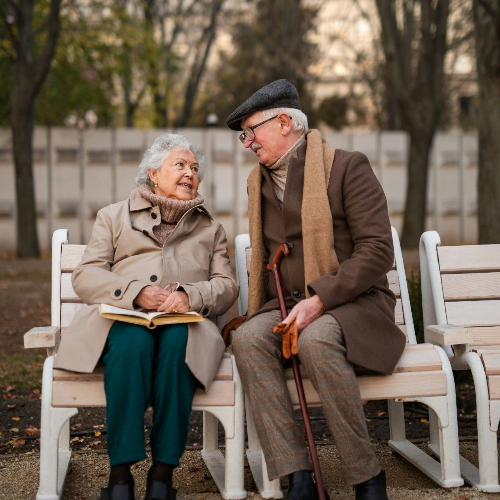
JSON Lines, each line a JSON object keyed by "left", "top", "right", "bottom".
{"left": 148, "top": 311, "right": 202, "bottom": 320}
{"left": 99, "top": 304, "right": 149, "bottom": 320}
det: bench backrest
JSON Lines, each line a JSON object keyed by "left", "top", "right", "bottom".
{"left": 235, "top": 226, "right": 416, "bottom": 344}
{"left": 421, "top": 230, "right": 500, "bottom": 346}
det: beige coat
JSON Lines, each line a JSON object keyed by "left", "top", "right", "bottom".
{"left": 54, "top": 188, "right": 239, "bottom": 389}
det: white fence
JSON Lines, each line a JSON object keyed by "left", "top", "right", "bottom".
{"left": 0, "top": 127, "right": 478, "bottom": 252}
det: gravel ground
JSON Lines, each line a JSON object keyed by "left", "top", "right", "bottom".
{"left": 1, "top": 442, "right": 500, "bottom": 500}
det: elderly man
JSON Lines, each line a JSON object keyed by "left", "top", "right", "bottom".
{"left": 226, "top": 80, "right": 405, "bottom": 500}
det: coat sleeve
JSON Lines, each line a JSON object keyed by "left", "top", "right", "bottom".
{"left": 72, "top": 209, "right": 149, "bottom": 310}
{"left": 307, "top": 152, "right": 394, "bottom": 310}
{"left": 182, "top": 225, "right": 239, "bottom": 317}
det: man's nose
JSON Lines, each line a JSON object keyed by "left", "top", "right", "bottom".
{"left": 243, "top": 136, "right": 253, "bottom": 148}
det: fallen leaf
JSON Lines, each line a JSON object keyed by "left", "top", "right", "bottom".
{"left": 200, "top": 487, "right": 211, "bottom": 493}
{"left": 5, "top": 386, "right": 15, "bottom": 393}
{"left": 94, "top": 431, "right": 101, "bottom": 437}
{"left": 89, "top": 441, "right": 101, "bottom": 447}
{"left": 7, "top": 405, "right": 16, "bottom": 410}
{"left": 459, "top": 494, "right": 472, "bottom": 500}
{"left": 12, "top": 438, "right": 25, "bottom": 447}
{"left": 25, "top": 426, "right": 40, "bottom": 437}
{"left": 420, "top": 418, "right": 428, "bottom": 423}
{"left": 11, "top": 417, "right": 20, "bottom": 421}
{"left": 87, "top": 461, "right": 94, "bottom": 465}
{"left": 70, "top": 437, "right": 84, "bottom": 443}
{"left": 10, "top": 428, "right": 19, "bottom": 433}
{"left": 32, "top": 389, "right": 40, "bottom": 395}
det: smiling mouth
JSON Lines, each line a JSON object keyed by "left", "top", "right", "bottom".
{"left": 178, "top": 183, "right": 192, "bottom": 189}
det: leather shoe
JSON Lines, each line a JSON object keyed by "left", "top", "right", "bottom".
{"left": 144, "top": 476, "right": 177, "bottom": 500}
{"left": 284, "top": 470, "right": 329, "bottom": 500}
{"left": 100, "top": 478, "right": 135, "bottom": 500}
{"left": 354, "top": 470, "right": 389, "bottom": 500}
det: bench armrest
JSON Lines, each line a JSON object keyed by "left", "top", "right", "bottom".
{"left": 425, "top": 324, "right": 474, "bottom": 345}
{"left": 24, "top": 326, "right": 61, "bottom": 349}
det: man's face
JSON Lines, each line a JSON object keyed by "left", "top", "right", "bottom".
{"left": 241, "top": 112, "right": 289, "bottom": 166}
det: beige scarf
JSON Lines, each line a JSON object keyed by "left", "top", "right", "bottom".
{"left": 247, "top": 129, "right": 340, "bottom": 315}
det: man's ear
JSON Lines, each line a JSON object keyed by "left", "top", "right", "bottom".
{"left": 279, "top": 114, "right": 293, "bottom": 136}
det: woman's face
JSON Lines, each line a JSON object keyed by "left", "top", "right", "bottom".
{"left": 149, "top": 149, "right": 200, "bottom": 201}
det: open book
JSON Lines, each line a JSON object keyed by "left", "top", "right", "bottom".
{"left": 99, "top": 304, "right": 203, "bottom": 329}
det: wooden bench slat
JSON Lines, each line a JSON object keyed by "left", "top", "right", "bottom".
{"left": 472, "top": 345, "right": 500, "bottom": 354}
{"left": 53, "top": 357, "right": 233, "bottom": 382}
{"left": 480, "top": 353, "right": 500, "bottom": 376}
{"left": 445, "top": 300, "right": 500, "bottom": 327}
{"left": 52, "top": 380, "right": 235, "bottom": 407}
{"left": 438, "top": 245, "right": 500, "bottom": 274}
{"left": 61, "top": 303, "right": 87, "bottom": 327}
{"left": 61, "top": 273, "right": 83, "bottom": 303}
{"left": 456, "top": 327, "right": 500, "bottom": 346}
{"left": 441, "top": 273, "right": 500, "bottom": 301}
{"left": 395, "top": 299, "right": 404, "bottom": 325}
{"left": 287, "top": 371, "right": 447, "bottom": 405}
{"left": 487, "top": 376, "right": 500, "bottom": 399}
{"left": 61, "top": 245, "right": 86, "bottom": 272}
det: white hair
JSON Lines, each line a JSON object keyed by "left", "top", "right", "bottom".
{"left": 135, "top": 133, "right": 205, "bottom": 187}
{"left": 261, "top": 107, "right": 309, "bottom": 134}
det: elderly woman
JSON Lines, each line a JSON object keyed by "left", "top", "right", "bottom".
{"left": 54, "top": 133, "right": 239, "bottom": 500}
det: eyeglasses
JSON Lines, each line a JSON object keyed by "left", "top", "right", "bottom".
{"left": 238, "top": 115, "right": 279, "bottom": 144}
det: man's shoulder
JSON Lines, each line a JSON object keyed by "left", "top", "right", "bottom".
{"left": 332, "top": 148, "right": 369, "bottom": 167}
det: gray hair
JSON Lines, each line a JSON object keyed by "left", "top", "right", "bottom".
{"left": 135, "top": 132, "right": 205, "bottom": 186}
{"left": 261, "top": 107, "right": 309, "bottom": 134}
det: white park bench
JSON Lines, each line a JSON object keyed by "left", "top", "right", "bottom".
{"left": 234, "top": 227, "right": 463, "bottom": 498}
{"left": 420, "top": 230, "right": 500, "bottom": 492}
{"left": 24, "top": 229, "right": 246, "bottom": 500}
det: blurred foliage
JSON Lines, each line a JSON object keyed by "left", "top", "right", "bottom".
{"left": 194, "top": 0, "right": 319, "bottom": 127}
{"left": 313, "top": 95, "right": 348, "bottom": 130}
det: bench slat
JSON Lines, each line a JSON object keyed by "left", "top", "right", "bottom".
{"left": 445, "top": 300, "right": 500, "bottom": 327}
{"left": 480, "top": 353, "right": 500, "bottom": 376}
{"left": 61, "top": 303, "right": 87, "bottom": 327}
{"left": 438, "top": 245, "right": 500, "bottom": 274}
{"left": 61, "top": 245, "right": 86, "bottom": 272}
{"left": 441, "top": 273, "right": 500, "bottom": 301}
{"left": 457, "top": 327, "right": 500, "bottom": 346}
{"left": 61, "top": 273, "right": 82, "bottom": 303}
{"left": 287, "top": 371, "right": 447, "bottom": 405}
{"left": 487, "top": 376, "right": 500, "bottom": 399}
{"left": 395, "top": 299, "right": 404, "bottom": 325}
{"left": 52, "top": 380, "right": 235, "bottom": 407}
{"left": 53, "top": 357, "right": 233, "bottom": 381}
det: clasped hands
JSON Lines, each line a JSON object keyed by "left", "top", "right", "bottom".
{"left": 134, "top": 285, "right": 190, "bottom": 313}
{"left": 273, "top": 295, "right": 324, "bottom": 359}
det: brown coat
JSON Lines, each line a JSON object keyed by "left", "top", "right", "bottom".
{"left": 249, "top": 137, "right": 406, "bottom": 375}
{"left": 54, "top": 188, "right": 239, "bottom": 389}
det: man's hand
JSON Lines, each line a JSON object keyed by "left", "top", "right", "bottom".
{"left": 157, "top": 291, "right": 190, "bottom": 313}
{"left": 283, "top": 295, "right": 325, "bottom": 332}
{"left": 134, "top": 286, "right": 171, "bottom": 310}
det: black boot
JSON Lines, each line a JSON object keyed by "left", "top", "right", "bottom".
{"left": 100, "top": 478, "right": 135, "bottom": 500}
{"left": 284, "top": 470, "right": 327, "bottom": 500}
{"left": 354, "top": 470, "right": 389, "bottom": 500}
{"left": 144, "top": 476, "right": 176, "bottom": 500}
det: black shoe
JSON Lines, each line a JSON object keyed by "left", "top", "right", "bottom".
{"left": 144, "top": 476, "right": 177, "bottom": 500}
{"left": 284, "top": 470, "right": 329, "bottom": 500}
{"left": 100, "top": 478, "right": 135, "bottom": 500}
{"left": 354, "top": 470, "right": 389, "bottom": 500}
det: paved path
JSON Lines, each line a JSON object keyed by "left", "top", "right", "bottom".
{"left": 2, "top": 442, "right": 500, "bottom": 500}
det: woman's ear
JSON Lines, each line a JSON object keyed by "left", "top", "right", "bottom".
{"left": 148, "top": 169, "right": 157, "bottom": 185}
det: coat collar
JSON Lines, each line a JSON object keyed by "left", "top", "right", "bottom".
{"left": 128, "top": 187, "right": 213, "bottom": 220}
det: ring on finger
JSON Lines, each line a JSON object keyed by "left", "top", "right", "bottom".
{"left": 157, "top": 301, "right": 162, "bottom": 306}
{"left": 173, "top": 309, "right": 178, "bottom": 313}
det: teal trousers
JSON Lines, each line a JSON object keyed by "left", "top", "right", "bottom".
{"left": 102, "top": 321, "right": 197, "bottom": 468}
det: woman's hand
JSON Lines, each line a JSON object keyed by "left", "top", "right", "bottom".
{"left": 134, "top": 286, "right": 171, "bottom": 310}
{"left": 157, "top": 291, "right": 190, "bottom": 313}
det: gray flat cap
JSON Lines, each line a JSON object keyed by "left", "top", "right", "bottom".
{"left": 226, "top": 79, "right": 301, "bottom": 131}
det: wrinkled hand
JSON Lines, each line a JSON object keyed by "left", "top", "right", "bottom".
{"left": 157, "top": 291, "right": 190, "bottom": 313}
{"left": 283, "top": 295, "right": 325, "bottom": 332}
{"left": 273, "top": 319, "right": 299, "bottom": 359}
{"left": 134, "top": 286, "right": 171, "bottom": 310}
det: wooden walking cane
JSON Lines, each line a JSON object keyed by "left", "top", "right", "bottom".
{"left": 267, "top": 243, "right": 327, "bottom": 500}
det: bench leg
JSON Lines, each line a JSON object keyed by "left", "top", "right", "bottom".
{"left": 245, "top": 395, "right": 282, "bottom": 499}
{"left": 457, "top": 351, "right": 500, "bottom": 492}
{"left": 37, "top": 356, "right": 78, "bottom": 500}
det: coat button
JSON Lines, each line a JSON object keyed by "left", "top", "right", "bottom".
{"left": 287, "top": 241, "right": 294, "bottom": 249}
{"left": 151, "top": 212, "right": 157, "bottom": 219}
{"left": 143, "top": 230, "right": 148, "bottom": 236}
{"left": 150, "top": 275, "right": 157, "bottom": 282}
{"left": 114, "top": 289, "right": 121, "bottom": 297}
{"left": 202, "top": 308, "right": 209, "bottom": 316}
{"left": 293, "top": 290, "right": 301, "bottom": 298}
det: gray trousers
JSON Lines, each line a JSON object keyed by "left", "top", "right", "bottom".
{"left": 232, "top": 310, "right": 380, "bottom": 484}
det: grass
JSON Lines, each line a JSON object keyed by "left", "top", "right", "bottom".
{"left": 0, "top": 353, "right": 45, "bottom": 391}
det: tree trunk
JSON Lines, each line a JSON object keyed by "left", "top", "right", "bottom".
{"left": 11, "top": 94, "right": 40, "bottom": 258}
{"left": 473, "top": 0, "right": 500, "bottom": 244}
{"left": 401, "top": 131, "right": 434, "bottom": 249}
